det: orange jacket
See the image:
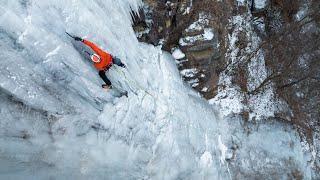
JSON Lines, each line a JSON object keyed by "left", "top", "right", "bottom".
{"left": 83, "top": 39, "right": 112, "bottom": 71}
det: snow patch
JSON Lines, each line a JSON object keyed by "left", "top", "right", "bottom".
{"left": 255, "top": 0, "right": 268, "bottom": 9}
{"left": 188, "top": 78, "right": 199, "bottom": 87}
{"left": 172, "top": 48, "right": 186, "bottom": 60}
{"left": 179, "top": 28, "right": 214, "bottom": 46}
{"left": 209, "top": 86, "right": 244, "bottom": 117}
{"left": 180, "top": 68, "right": 198, "bottom": 78}
{"left": 201, "top": 87, "right": 208, "bottom": 92}
{"left": 179, "top": 13, "right": 213, "bottom": 46}
{"left": 203, "top": 28, "right": 214, "bottom": 40}
{"left": 185, "top": 13, "right": 209, "bottom": 32}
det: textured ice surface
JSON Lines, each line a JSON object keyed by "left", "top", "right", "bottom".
{"left": 0, "top": 0, "right": 315, "bottom": 179}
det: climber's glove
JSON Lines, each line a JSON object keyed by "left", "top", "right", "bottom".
{"left": 74, "top": 36, "right": 83, "bottom": 41}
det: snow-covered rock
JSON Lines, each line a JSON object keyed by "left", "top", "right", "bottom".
{"left": 171, "top": 48, "right": 185, "bottom": 60}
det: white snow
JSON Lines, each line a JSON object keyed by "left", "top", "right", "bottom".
{"left": 255, "top": 0, "right": 268, "bottom": 9}
{"left": 172, "top": 48, "right": 185, "bottom": 60}
{"left": 209, "top": 77, "right": 244, "bottom": 117}
{"left": 180, "top": 68, "right": 197, "bottom": 78}
{"left": 185, "top": 13, "right": 209, "bottom": 33}
{"left": 183, "top": 0, "right": 192, "bottom": 15}
{"left": 203, "top": 28, "right": 214, "bottom": 40}
{"left": 211, "top": 11, "right": 280, "bottom": 121}
{"left": 236, "top": 0, "right": 246, "bottom": 6}
{"left": 179, "top": 13, "right": 214, "bottom": 46}
{"left": 201, "top": 87, "right": 208, "bottom": 92}
{"left": 296, "top": 10, "right": 306, "bottom": 21}
{"left": 179, "top": 28, "right": 214, "bottom": 46}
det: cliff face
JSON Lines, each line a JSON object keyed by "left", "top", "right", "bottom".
{"left": 133, "top": 0, "right": 228, "bottom": 99}
{"left": 133, "top": 0, "right": 320, "bottom": 176}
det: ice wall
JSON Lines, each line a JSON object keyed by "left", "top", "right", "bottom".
{"left": 0, "top": 0, "right": 313, "bottom": 179}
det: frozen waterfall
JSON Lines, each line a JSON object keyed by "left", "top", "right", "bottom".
{"left": 0, "top": 0, "right": 313, "bottom": 179}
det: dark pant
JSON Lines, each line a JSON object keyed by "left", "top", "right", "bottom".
{"left": 99, "top": 70, "right": 111, "bottom": 86}
{"left": 98, "top": 57, "right": 125, "bottom": 86}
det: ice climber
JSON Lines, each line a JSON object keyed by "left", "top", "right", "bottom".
{"left": 72, "top": 35, "right": 126, "bottom": 89}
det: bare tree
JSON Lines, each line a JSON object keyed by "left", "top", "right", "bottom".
{"left": 247, "top": 0, "right": 320, "bottom": 140}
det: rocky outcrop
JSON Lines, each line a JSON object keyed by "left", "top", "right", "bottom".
{"left": 177, "top": 12, "right": 222, "bottom": 98}
{"left": 133, "top": 0, "right": 194, "bottom": 49}
{"left": 132, "top": 0, "right": 230, "bottom": 99}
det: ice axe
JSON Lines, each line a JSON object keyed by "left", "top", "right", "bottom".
{"left": 65, "top": 32, "right": 83, "bottom": 41}
{"left": 65, "top": 31, "right": 75, "bottom": 39}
